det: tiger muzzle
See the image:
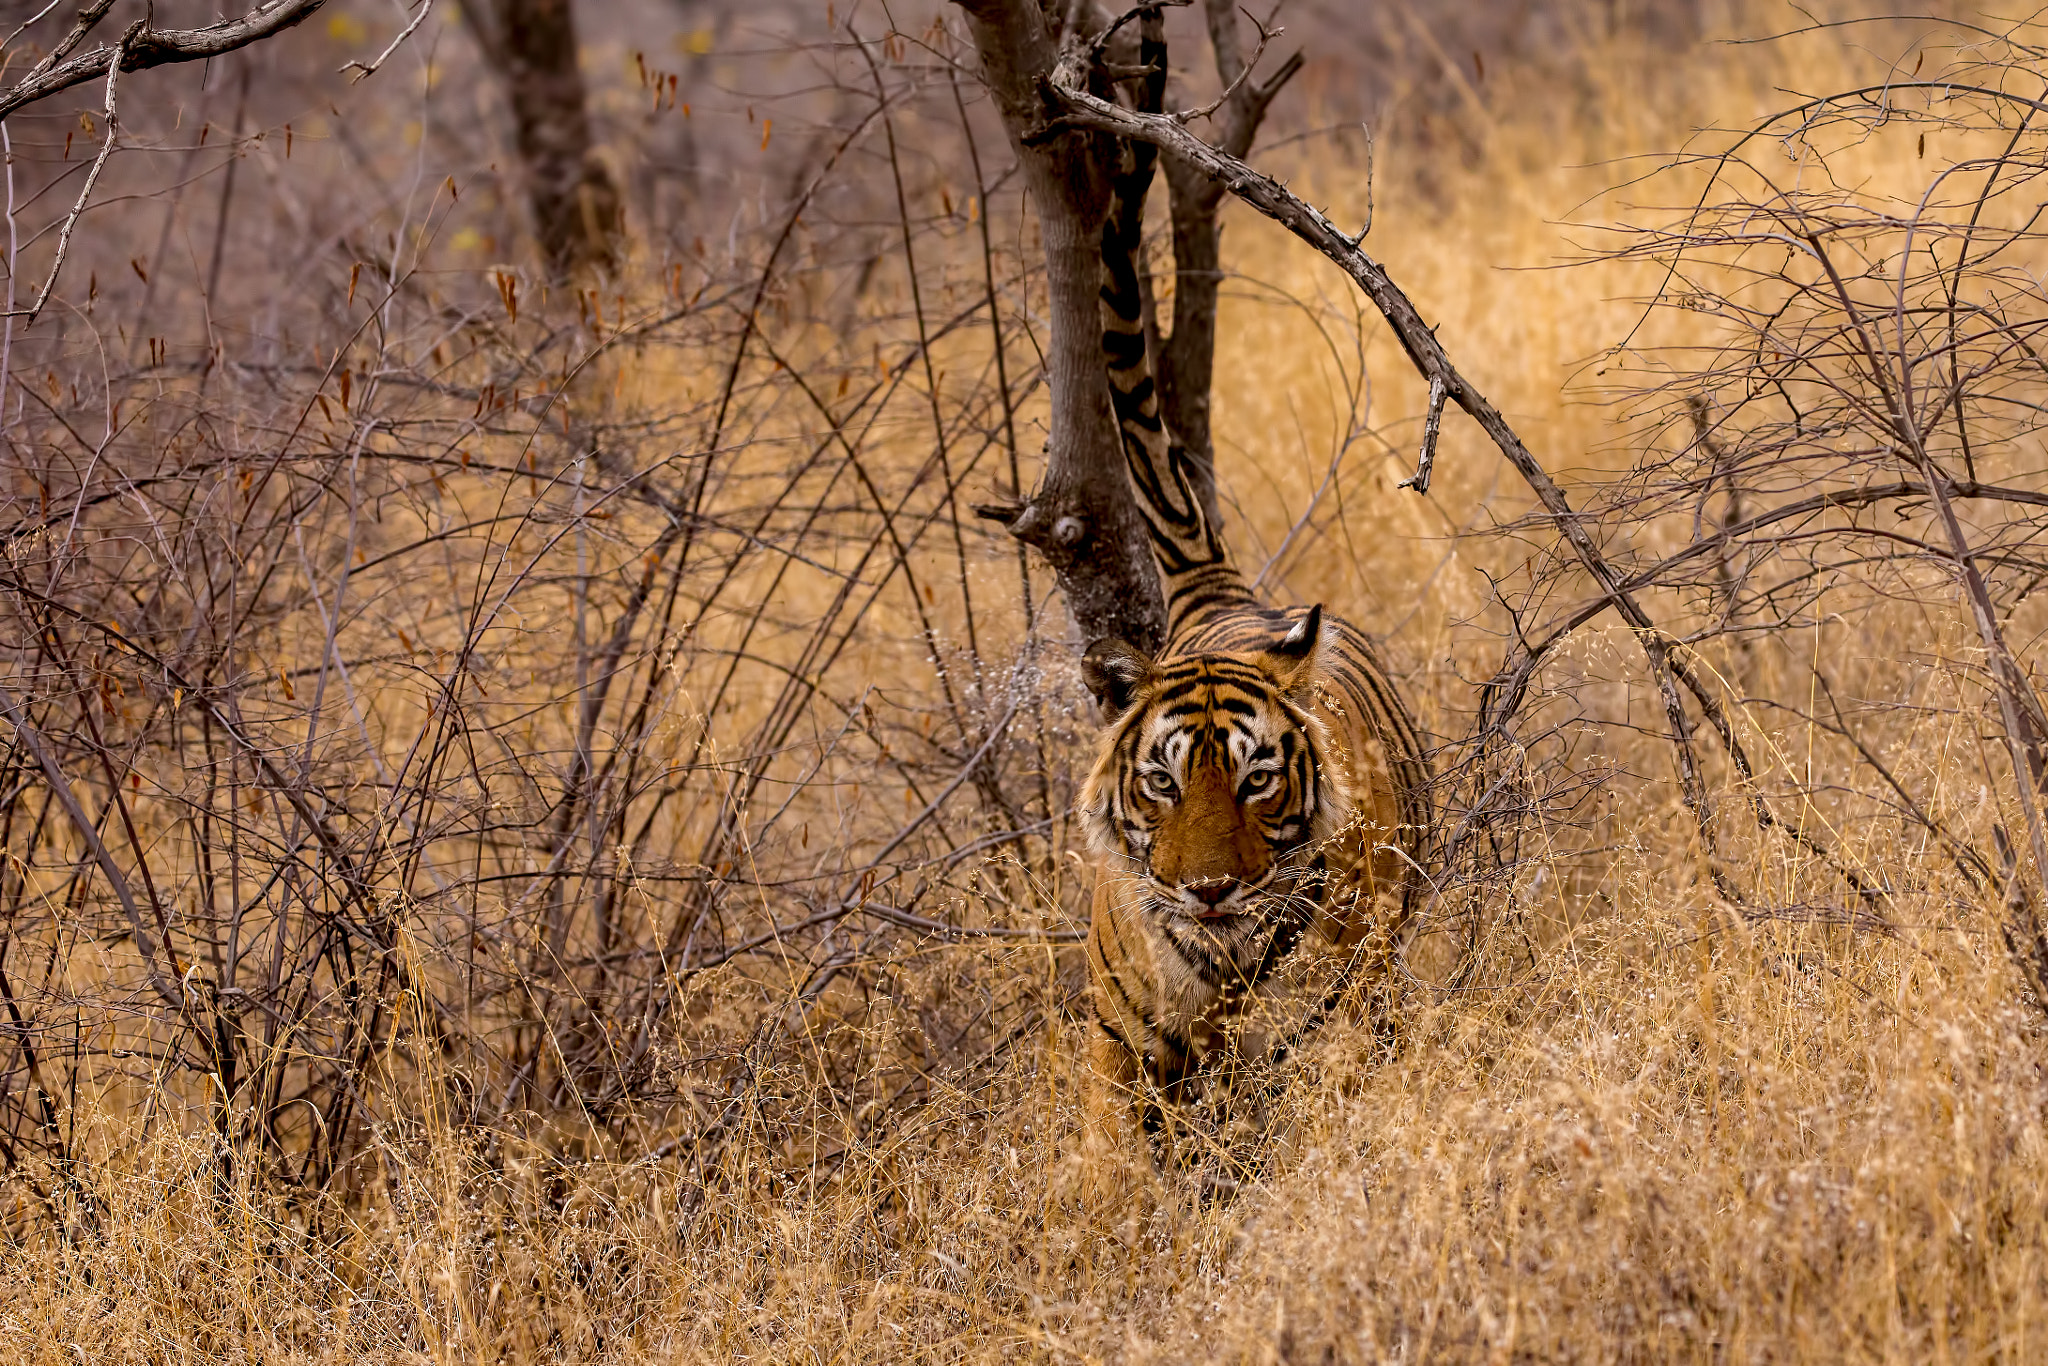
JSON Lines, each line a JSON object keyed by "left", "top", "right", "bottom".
{"left": 1181, "top": 877, "right": 1244, "bottom": 920}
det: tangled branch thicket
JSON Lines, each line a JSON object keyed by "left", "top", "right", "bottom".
{"left": 1574, "top": 29, "right": 2048, "bottom": 940}
{"left": 7, "top": 2, "right": 2048, "bottom": 1360}
{"left": 0, "top": 14, "right": 1101, "bottom": 1212}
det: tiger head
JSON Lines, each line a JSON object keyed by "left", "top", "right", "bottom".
{"left": 1078, "top": 607, "right": 1343, "bottom": 927}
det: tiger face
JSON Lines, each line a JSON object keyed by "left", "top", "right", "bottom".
{"left": 1079, "top": 608, "right": 1343, "bottom": 944}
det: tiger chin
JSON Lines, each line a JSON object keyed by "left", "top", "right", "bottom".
{"left": 1074, "top": 603, "right": 1425, "bottom": 1189}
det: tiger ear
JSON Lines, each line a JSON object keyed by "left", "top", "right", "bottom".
{"left": 1261, "top": 604, "right": 1325, "bottom": 699}
{"left": 1081, "top": 637, "right": 1155, "bottom": 722}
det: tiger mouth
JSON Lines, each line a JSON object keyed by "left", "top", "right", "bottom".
{"left": 1149, "top": 892, "right": 1247, "bottom": 924}
{"left": 1170, "top": 891, "right": 1266, "bottom": 923}
{"left": 1189, "top": 907, "right": 1240, "bottom": 922}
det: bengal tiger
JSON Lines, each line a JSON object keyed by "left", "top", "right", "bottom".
{"left": 1076, "top": 10, "right": 1432, "bottom": 1171}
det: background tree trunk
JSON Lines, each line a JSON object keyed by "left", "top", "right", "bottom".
{"left": 463, "top": 0, "right": 623, "bottom": 278}
{"left": 957, "top": 0, "right": 1167, "bottom": 653}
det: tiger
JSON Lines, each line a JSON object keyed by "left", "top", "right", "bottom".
{"left": 1076, "top": 8, "right": 1433, "bottom": 1172}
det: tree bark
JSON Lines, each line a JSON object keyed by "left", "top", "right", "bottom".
{"left": 957, "top": 0, "right": 1167, "bottom": 653}
{"left": 463, "top": 0, "right": 623, "bottom": 278}
{"left": 0, "top": 0, "right": 330, "bottom": 122}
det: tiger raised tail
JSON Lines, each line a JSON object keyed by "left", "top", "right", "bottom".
{"left": 1077, "top": 9, "right": 1432, "bottom": 1174}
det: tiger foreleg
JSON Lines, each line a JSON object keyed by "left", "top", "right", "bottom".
{"left": 1080, "top": 1022, "right": 1156, "bottom": 1216}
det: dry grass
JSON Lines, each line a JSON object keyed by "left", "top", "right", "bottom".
{"left": 5, "top": 4, "right": 2048, "bottom": 1362}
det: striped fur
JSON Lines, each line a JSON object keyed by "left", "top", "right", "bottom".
{"left": 1081, "top": 11, "right": 1433, "bottom": 1161}
{"left": 1078, "top": 607, "right": 1431, "bottom": 1155}
{"left": 1098, "top": 10, "right": 1256, "bottom": 640}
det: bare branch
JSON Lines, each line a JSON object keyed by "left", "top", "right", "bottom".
{"left": 341, "top": 0, "right": 433, "bottom": 82}
{"left": 19, "top": 0, "right": 117, "bottom": 84}
{"left": 0, "top": 0, "right": 72, "bottom": 64}
{"left": 0, "top": 679, "right": 179, "bottom": 1006}
{"left": 1202, "top": 0, "right": 1302, "bottom": 158}
{"left": 7, "top": 19, "right": 140, "bottom": 325}
{"left": 1174, "top": 4, "right": 1283, "bottom": 125}
{"left": 0, "top": 0, "right": 328, "bottom": 124}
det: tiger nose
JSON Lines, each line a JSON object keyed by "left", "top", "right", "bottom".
{"left": 1184, "top": 877, "right": 1236, "bottom": 907}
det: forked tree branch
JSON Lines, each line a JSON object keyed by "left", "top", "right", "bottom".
{"left": 0, "top": 0, "right": 329, "bottom": 124}
{"left": 1042, "top": 78, "right": 1778, "bottom": 902}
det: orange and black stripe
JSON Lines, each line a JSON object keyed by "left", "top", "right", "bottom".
{"left": 1082, "top": 11, "right": 1435, "bottom": 1134}
{"left": 1098, "top": 8, "right": 1257, "bottom": 641}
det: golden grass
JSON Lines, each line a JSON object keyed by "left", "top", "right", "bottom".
{"left": 8, "top": 6, "right": 2048, "bottom": 1362}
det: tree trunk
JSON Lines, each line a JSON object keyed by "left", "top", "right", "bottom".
{"left": 463, "top": 0, "right": 623, "bottom": 278}
{"left": 957, "top": 0, "right": 1167, "bottom": 653}
{"left": 1156, "top": 0, "right": 1302, "bottom": 536}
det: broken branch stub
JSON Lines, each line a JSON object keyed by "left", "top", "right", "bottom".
{"left": 956, "top": 0, "right": 1168, "bottom": 652}
{"left": 1399, "top": 371, "right": 1448, "bottom": 495}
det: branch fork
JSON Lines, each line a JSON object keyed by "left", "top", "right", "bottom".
{"left": 0, "top": 0, "right": 331, "bottom": 125}
{"left": 1031, "top": 65, "right": 1801, "bottom": 907}
{"left": 1173, "top": 4, "right": 1290, "bottom": 126}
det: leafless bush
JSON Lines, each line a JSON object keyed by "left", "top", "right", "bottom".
{"left": 0, "top": 4, "right": 1112, "bottom": 1227}
{"left": 1522, "top": 23, "right": 2048, "bottom": 972}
